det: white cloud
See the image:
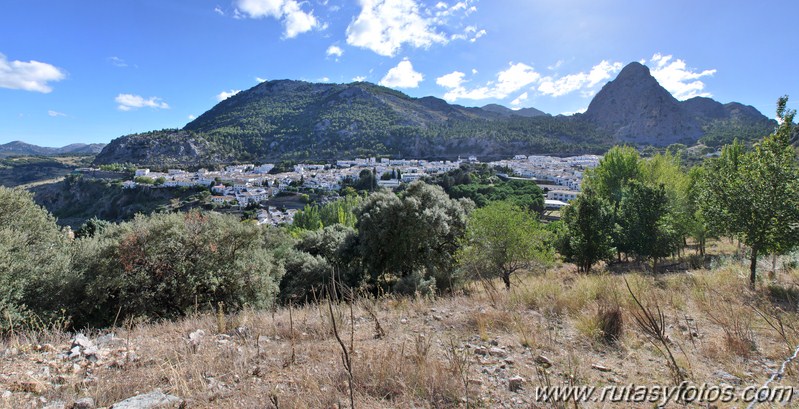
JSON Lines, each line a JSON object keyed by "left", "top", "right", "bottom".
{"left": 188, "top": 114, "right": 197, "bottom": 120}
{"left": 233, "top": 0, "right": 319, "bottom": 38}
{"left": 256, "top": 76, "right": 268, "bottom": 83}
{"left": 346, "top": 0, "right": 478, "bottom": 57}
{"left": 319, "top": 77, "right": 331, "bottom": 82}
{"left": 470, "top": 29, "right": 486, "bottom": 42}
{"left": 214, "top": 6, "right": 225, "bottom": 15}
{"left": 450, "top": 25, "right": 486, "bottom": 42}
{"left": 326, "top": 45, "right": 343, "bottom": 58}
{"left": 108, "top": 56, "right": 128, "bottom": 68}
{"left": 282, "top": 0, "right": 318, "bottom": 38}
{"left": 352, "top": 75, "right": 367, "bottom": 82}
{"left": 510, "top": 92, "right": 528, "bottom": 106}
{"left": 115, "top": 94, "right": 169, "bottom": 111}
{"left": 648, "top": 53, "right": 716, "bottom": 100}
{"left": 435, "top": 71, "right": 465, "bottom": 89}
{"left": 495, "top": 63, "right": 540, "bottom": 97}
{"left": 379, "top": 59, "right": 423, "bottom": 88}
{"left": 235, "top": 0, "right": 283, "bottom": 18}
{"left": 437, "top": 62, "right": 540, "bottom": 102}
{"left": 216, "top": 89, "right": 241, "bottom": 101}
{"left": 0, "top": 53, "right": 66, "bottom": 93}
{"left": 547, "top": 60, "right": 564, "bottom": 71}
{"left": 538, "top": 60, "right": 622, "bottom": 97}
{"left": 48, "top": 110, "right": 66, "bottom": 117}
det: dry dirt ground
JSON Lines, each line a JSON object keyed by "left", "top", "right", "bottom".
{"left": 1, "top": 249, "right": 798, "bottom": 408}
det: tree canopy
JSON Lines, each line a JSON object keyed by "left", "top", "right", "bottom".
{"left": 457, "top": 201, "right": 552, "bottom": 289}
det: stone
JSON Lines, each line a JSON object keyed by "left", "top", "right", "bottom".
{"left": 73, "top": 397, "right": 96, "bottom": 409}
{"left": 488, "top": 347, "right": 507, "bottom": 358}
{"left": 591, "top": 363, "right": 612, "bottom": 372}
{"left": 474, "top": 346, "right": 488, "bottom": 356}
{"left": 534, "top": 355, "right": 552, "bottom": 367}
{"left": 1, "top": 390, "right": 11, "bottom": 399}
{"left": 72, "top": 334, "right": 94, "bottom": 350}
{"left": 109, "top": 390, "right": 181, "bottom": 409}
{"left": 508, "top": 376, "right": 525, "bottom": 392}
{"left": 188, "top": 330, "right": 205, "bottom": 345}
{"left": 96, "top": 334, "right": 126, "bottom": 348}
{"left": 68, "top": 346, "right": 82, "bottom": 360}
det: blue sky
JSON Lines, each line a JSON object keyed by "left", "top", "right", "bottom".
{"left": 1, "top": 0, "right": 797, "bottom": 147}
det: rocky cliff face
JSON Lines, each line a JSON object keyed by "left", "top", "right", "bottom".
{"left": 583, "top": 62, "right": 774, "bottom": 146}
{"left": 584, "top": 62, "right": 703, "bottom": 145}
{"left": 92, "top": 130, "right": 222, "bottom": 167}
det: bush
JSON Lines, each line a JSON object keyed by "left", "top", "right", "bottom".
{"left": 278, "top": 225, "right": 360, "bottom": 303}
{"left": 0, "top": 187, "right": 71, "bottom": 331}
{"left": 73, "top": 211, "right": 283, "bottom": 327}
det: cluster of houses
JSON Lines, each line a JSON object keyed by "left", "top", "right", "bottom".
{"left": 489, "top": 154, "right": 600, "bottom": 210}
{"left": 100, "top": 154, "right": 598, "bottom": 222}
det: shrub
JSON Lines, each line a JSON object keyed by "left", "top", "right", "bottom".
{"left": 73, "top": 211, "right": 283, "bottom": 327}
{"left": 0, "top": 187, "right": 71, "bottom": 331}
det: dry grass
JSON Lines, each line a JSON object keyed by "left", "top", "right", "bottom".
{"left": 2, "top": 246, "right": 799, "bottom": 408}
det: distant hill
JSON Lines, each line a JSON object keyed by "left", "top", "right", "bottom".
{"left": 0, "top": 141, "right": 106, "bottom": 158}
{"left": 94, "top": 81, "right": 609, "bottom": 166}
{"left": 94, "top": 63, "right": 776, "bottom": 166}
{"left": 480, "top": 104, "right": 547, "bottom": 118}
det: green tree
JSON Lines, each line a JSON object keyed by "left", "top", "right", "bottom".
{"left": 457, "top": 201, "right": 552, "bottom": 289}
{"left": 278, "top": 224, "right": 359, "bottom": 303}
{"left": 700, "top": 96, "right": 799, "bottom": 287}
{"left": 583, "top": 146, "right": 642, "bottom": 260}
{"left": 75, "top": 216, "right": 111, "bottom": 239}
{"left": 556, "top": 189, "right": 615, "bottom": 273}
{"left": 641, "top": 152, "right": 692, "bottom": 256}
{"left": 356, "top": 181, "right": 473, "bottom": 294}
{"left": 618, "top": 181, "right": 679, "bottom": 273}
{"left": 0, "top": 187, "right": 71, "bottom": 329}
{"left": 685, "top": 166, "right": 711, "bottom": 255}
{"left": 584, "top": 145, "right": 642, "bottom": 210}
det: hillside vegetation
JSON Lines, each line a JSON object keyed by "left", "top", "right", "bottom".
{"left": 93, "top": 64, "right": 775, "bottom": 167}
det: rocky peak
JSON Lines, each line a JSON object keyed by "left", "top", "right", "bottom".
{"left": 584, "top": 62, "right": 702, "bottom": 145}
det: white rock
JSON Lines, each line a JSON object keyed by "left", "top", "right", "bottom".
{"left": 109, "top": 389, "right": 180, "bottom": 409}
{"left": 188, "top": 329, "right": 205, "bottom": 345}
{"left": 72, "top": 334, "right": 94, "bottom": 350}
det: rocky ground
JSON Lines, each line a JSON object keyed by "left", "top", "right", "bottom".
{"left": 1, "top": 258, "right": 798, "bottom": 408}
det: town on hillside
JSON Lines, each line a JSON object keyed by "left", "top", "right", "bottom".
{"left": 77, "top": 154, "right": 599, "bottom": 226}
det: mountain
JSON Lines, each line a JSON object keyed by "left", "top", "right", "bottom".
{"left": 583, "top": 62, "right": 774, "bottom": 145}
{"left": 480, "top": 104, "right": 547, "bottom": 118}
{"left": 95, "top": 81, "right": 609, "bottom": 166}
{"left": 0, "top": 141, "right": 106, "bottom": 158}
{"left": 95, "top": 63, "right": 775, "bottom": 166}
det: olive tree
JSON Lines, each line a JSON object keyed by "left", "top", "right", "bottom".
{"left": 457, "top": 201, "right": 552, "bottom": 289}
{"left": 356, "top": 181, "right": 473, "bottom": 294}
